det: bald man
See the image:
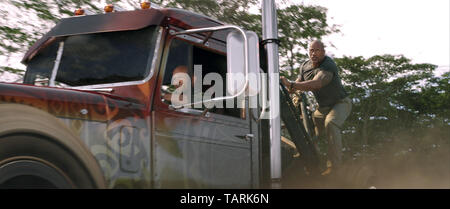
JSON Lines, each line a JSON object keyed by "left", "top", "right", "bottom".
{"left": 281, "top": 40, "right": 352, "bottom": 173}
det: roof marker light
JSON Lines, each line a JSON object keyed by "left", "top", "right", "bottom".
{"left": 104, "top": 4, "right": 114, "bottom": 13}
{"left": 141, "top": 2, "right": 151, "bottom": 9}
{"left": 74, "top": 8, "right": 85, "bottom": 16}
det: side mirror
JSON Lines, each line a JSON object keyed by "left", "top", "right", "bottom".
{"left": 168, "top": 25, "right": 259, "bottom": 109}
{"left": 227, "top": 31, "right": 260, "bottom": 97}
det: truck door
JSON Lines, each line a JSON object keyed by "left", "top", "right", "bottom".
{"left": 152, "top": 36, "right": 254, "bottom": 188}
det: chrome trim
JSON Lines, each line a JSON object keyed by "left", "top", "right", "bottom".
{"left": 256, "top": 69, "right": 268, "bottom": 122}
{"left": 75, "top": 88, "right": 114, "bottom": 93}
{"left": 172, "top": 108, "right": 211, "bottom": 118}
{"left": 263, "top": 0, "right": 282, "bottom": 183}
{"left": 245, "top": 134, "right": 254, "bottom": 141}
{"left": 176, "top": 34, "right": 203, "bottom": 44}
{"left": 170, "top": 25, "right": 250, "bottom": 109}
{"left": 49, "top": 42, "right": 65, "bottom": 87}
{"left": 58, "top": 27, "right": 163, "bottom": 90}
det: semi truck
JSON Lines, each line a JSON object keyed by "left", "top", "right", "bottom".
{"left": 0, "top": 0, "right": 324, "bottom": 189}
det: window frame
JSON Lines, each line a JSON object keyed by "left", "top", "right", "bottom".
{"left": 155, "top": 32, "right": 248, "bottom": 123}
{"left": 24, "top": 26, "right": 164, "bottom": 89}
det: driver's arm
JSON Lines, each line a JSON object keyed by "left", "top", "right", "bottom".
{"left": 282, "top": 70, "right": 333, "bottom": 92}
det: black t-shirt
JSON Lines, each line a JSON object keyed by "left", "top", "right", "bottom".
{"left": 299, "top": 56, "right": 348, "bottom": 107}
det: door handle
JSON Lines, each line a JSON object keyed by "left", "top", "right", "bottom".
{"left": 235, "top": 134, "right": 254, "bottom": 141}
{"left": 173, "top": 107, "right": 211, "bottom": 118}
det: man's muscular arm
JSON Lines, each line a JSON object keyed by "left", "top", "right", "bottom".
{"left": 287, "top": 70, "right": 332, "bottom": 91}
{"left": 313, "top": 70, "right": 333, "bottom": 87}
{"left": 280, "top": 70, "right": 333, "bottom": 92}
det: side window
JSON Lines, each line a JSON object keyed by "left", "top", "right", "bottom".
{"left": 23, "top": 41, "right": 60, "bottom": 86}
{"left": 160, "top": 38, "right": 243, "bottom": 118}
{"left": 161, "top": 39, "right": 193, "bottom": 106}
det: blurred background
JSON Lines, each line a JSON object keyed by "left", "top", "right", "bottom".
{"left": 0, "top": 0, "right": 448, "bottom": 188}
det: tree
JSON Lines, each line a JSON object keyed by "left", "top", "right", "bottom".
{"left": 400, "top": 72, "right": 450, "bottom": 120}
{"left": 157, "top": 0, "right": 260, "bottom": 30}
{"left": 335, "top": 55, "right": 444, "bottom": 147}
{"left": 0, "top": 0, "right": 337, "bottom": 80}
{"left": 0, "top": 0, "right": 138, "bottom": 75}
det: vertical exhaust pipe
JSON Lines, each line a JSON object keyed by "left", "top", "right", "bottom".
{"left": 262, "top": 0, "right": 281, "bottom": 188}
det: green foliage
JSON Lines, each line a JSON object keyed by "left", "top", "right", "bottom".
{"left": 0, "top": 0, "right": 335, "bottom": 78}
{"left": 11, "top": 0, "right": 58, "bottom": 21}
{"left": 159, "top": 0, "right": 260, "bottom": 27}
{"left": 1, "top": 66, "right": 24, "bottom": 75}
{"left": 0, "top": 1, "right": 447, "bottom": 151}
{"left": 401, "top": 72, "right": 450, "bottom": 118}
{"left": 335, "top": 55, "right": 448, "bottom": 151}
{"left": 0, "top": 26, "right": 30, "bottom": 55}
{"left": 0, "top": 1, "right": 96, "bottom": 74}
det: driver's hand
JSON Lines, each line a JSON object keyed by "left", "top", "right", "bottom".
{"left": 281, "top": 76, "right": 296, "bottom": 93}
{"left": 280, "top": 76, "right": 290, "bottom": 87}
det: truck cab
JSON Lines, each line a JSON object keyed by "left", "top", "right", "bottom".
{"left": 0, "top": 0, "right": 326, "bottom": 188}
{"left": 0, "top": 6, "right": 277, "bottom": 189}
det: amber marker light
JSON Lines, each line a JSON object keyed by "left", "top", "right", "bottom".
{"left": 74, "top": 8, "right": 85, "bottom": 16}
{"left": 104, "top": 4, "right": 114, "bottom": 13}
{"left": 141, "top": 1, "right": 151, "bottom": 9}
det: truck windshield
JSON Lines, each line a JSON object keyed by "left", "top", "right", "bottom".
{"left": 24, "top": 26, "right": 159, "bottom": 87}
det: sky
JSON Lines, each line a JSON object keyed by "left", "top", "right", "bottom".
{"left": 300, "top": 0, "right": 449, "bottom": 75}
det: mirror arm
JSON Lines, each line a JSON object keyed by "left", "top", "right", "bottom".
{"left": 203, "top": 31, "right": 213, "bottom": 45}
{"left": 171, "top": 25, "right": 250, "bottom": 109}
{"left": 201, "top": 108, "right": 210, "bottom": 117}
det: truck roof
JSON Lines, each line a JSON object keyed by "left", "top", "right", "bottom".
{"left": 22, "top": 8, "right": 226, "bottom": 64}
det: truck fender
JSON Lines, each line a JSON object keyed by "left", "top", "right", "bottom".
{"left": 0, "top": 104, "right": 106, "bottom": 188}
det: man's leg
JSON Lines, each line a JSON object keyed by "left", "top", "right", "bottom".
{"left": 324, "top": 97, "right": 352, "bottom": 168}
{"left": 313, "top": 107, "right": 332, "bottom": 174}
{"left": 325, "top": 122, "right": 344, "bottom": 167}
{"left": 312, "top": 108, "right": 329, "bottom": 140}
